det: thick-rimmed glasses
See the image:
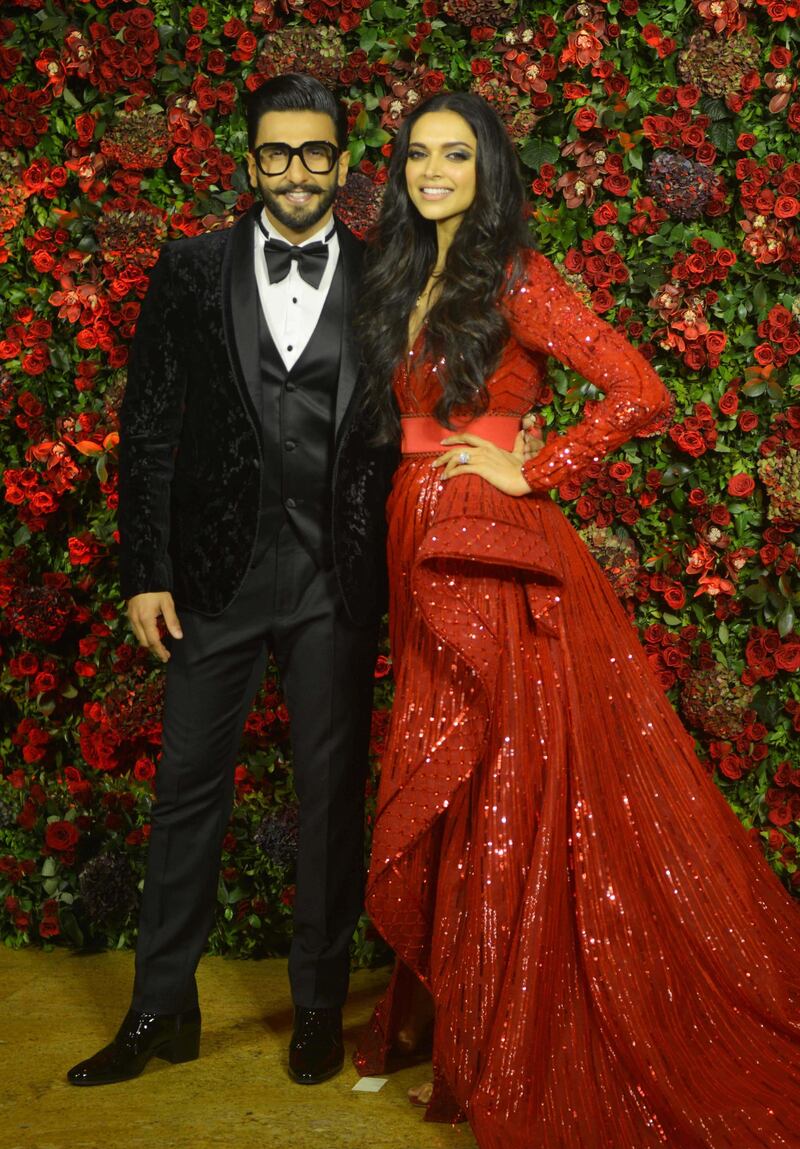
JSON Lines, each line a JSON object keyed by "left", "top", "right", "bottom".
{"left": 253, "top": 141, "right": 340, "bottom": 176}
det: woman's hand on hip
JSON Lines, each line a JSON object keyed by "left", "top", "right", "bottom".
{"left": 432, "top": 431, "right": 534, "bottom": 496}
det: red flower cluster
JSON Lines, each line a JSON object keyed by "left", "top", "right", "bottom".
{"left": 668, "top": 402, "right": 719, "bottom": 457}
{"left": 744, "top": 627, "right": 800, "bottom": 684}
{"left": 670, "top": 238, "right": 737, "bottom": 288}
{"left": 652, "top": 287, "right": 728, "bottom": 371}
{"left": 562, "top": 230, "right": 628, "bottom": 314}
{"left": 643, "top": 107, "right": 718, "bottom": 171}
{"left": 754, "top": 304, "right": 800, "bottom": 369}
{"left": 737, "top": 154, "right": 800, "bottom": 271}
{"left": 0, "top": 83, "right": 51, "bottom": 149}
{"left": 644, "top": 622, "right": 707, "bottom": 690}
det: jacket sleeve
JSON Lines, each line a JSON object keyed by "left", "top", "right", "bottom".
{"left": 117, "top": 245, "right": 187, "bottom": 599}
{"left": 503, "top": 250, "right": 671, "bottom": 494}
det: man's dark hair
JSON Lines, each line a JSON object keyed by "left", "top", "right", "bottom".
{"left": 245, "top": 73, "right": 348, "bottom": 151}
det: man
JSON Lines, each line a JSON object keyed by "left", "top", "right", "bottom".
{"left": 67, "top": 73, "right": 394, "bottom": 1087}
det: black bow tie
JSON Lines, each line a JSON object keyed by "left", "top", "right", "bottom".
{"left": 263, "top": 237, "right": 329, "bottom": 289}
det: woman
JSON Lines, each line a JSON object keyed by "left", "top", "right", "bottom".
{"left": 353, "top": 92, "right": 800, "bottom": 1148}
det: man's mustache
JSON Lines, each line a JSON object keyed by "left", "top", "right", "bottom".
{"left": 272, "top": 182, "right": 323, "bottom": 195}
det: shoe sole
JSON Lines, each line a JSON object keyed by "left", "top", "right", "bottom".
{"left": 288, "top": 1060, "right": 345, "bottom": 1086}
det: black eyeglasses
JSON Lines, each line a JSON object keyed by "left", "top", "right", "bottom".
{"left": 253, "top": 141, "right": 341, "bottom": 176}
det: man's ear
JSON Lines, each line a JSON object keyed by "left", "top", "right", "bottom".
{"left": 337, "top": 148, "right": 351, "bottom": 188}
{"left": 246, "top": 152, "right": 258, "bottom": 189}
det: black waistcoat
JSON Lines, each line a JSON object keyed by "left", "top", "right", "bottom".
{"left": 250, "top": 259, "right": 344, "bottom": 567}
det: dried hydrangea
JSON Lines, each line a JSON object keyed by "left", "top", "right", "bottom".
{"left": 334, "top": 171, "right": 384, "bottom": 240}
{"left": 100, "top": 107, "right": 170, "bottom": 170}
{"left": 646, "top": 151, "right": 714, "bottom": 221}
{"left": 443, "top": 0, "right": 518, "bottom": 26}
{"left": 680, "top": 665, "right": 754, "bottom": 740}
{"left": 94, "top": 203, "right": 166, "bottom": 270}
{"left": 254, "top": 807, "right": 299, "bottom": 870}
{"left": 78, "top": 852, "right": 138, "bottom": 926}
{"left": 254, "top": 26, "right": 346, "bottom": 91}
{"left": 578, "top": 525, "right": 641, "bottom": 599}
{"left": 5, "top": 585, "right": 74, "bottom": 644}
{"left": 758, "top": 448, "right": 800, "bottom": 523}
{"left": 677, "top": 29, "right": 760, "bottom": 97}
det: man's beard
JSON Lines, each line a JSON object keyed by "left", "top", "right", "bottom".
{"left": 260, "top": 179, "right": 338, "bottom": 234}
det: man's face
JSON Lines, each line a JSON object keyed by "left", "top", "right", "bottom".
{"left": 246, "top": 109, "right": 350, "bottom": 243}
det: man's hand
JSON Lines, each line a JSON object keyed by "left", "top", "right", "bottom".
{"left": 127, "top": 592, "right": 183, "bottom": 663}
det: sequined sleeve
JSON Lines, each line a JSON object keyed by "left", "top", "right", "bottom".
{"left": 504, "top": 250, "right": 670, "bottom": 493}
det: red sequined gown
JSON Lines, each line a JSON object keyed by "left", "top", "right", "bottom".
{"left": 354, "top": 252, "right": 800, "bottom": 1148}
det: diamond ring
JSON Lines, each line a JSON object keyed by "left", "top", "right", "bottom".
{"left": 458, "top": 450, "right": 470, "bottom": 465}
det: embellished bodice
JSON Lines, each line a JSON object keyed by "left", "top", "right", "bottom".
{"left": 394, "top": 249, "right": 671, "bottom": 494}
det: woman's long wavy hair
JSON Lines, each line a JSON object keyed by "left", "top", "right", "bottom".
{"left": 357, "top": 91, "right": 532, "bottom": 443}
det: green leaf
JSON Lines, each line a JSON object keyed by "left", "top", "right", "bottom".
{"left": 708, "top": 121, "right": 737, "bottom": 152}
{"left": 62, "top": 86, "right": 82, "bottom": 111}
{"left": 742, "top": 379, "right": 766, "bottom": 397}
{"left": 777, "top": 602, "right": 796, "bottom": 638}
{"left": 699, "top": 97, "right": 730, "bottom": 122}
{"left": 42, "top": 857, "right": 57, "bottom": 878}
{"left": 518, "top": 138, "right": 559, "bottom": 170}
{"left": 364, "top": 128, "right": 391, "bottom": 148}
{"left": 348, "top": 139, "right": 366, "bottom": 166}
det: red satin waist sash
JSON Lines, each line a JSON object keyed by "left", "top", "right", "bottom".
{"left": 400, "top": 414, "right": 521, "bottom": 456}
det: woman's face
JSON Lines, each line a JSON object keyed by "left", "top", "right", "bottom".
{"left": 405, "top": 110, "right": 478, "bottom": 235}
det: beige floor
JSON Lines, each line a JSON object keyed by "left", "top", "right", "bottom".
{"left": 0, "top": 949, "right": 478, "bottom": 1149}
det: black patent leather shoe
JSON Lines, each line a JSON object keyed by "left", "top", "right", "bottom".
{"left": 288, "top": 1006, "right": 344, "bottom": 1085}
{"left": 67, "top": 1006, "right": 201, "bottom": 1086}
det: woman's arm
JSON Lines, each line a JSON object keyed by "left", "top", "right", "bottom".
{"left": 504, "top": 250, "right": 671, "bottom": 494}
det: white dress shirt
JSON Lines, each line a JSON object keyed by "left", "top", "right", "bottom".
{"left": 253, "top": 209, "right": 340, "bottom": 372}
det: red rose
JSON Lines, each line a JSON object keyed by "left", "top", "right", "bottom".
{"left": 591, "top": 288, "right": 616, "bottom": 313}
{"left": 770, "top": 46, "right": 792, "bottom": 69}
{"left": 737, "top": 133, "right": 757, "bottom": 151}
{"left": 727, "top": 473, "right": 755, "bottom": 497}
{"left": 706, "top": 331, "right": 727, "bottom": 354}
{"left": 187, "top": 5, "right": 208, "bottom": 30}
{"left": 719, "top": 754, "right": 744, "bottom": 780}
{"left": 677, "top": 430, "right": 707, "bottom": 457}
{"left": 134, "top": 757, "right": 157, "bottom": 782}
{"left": 775, "top": 640, "right": 800, "bottom": 672}
{"left": 235, "top": 30, "right": 257, "bottom": 58}
{"left": 604, "top": 173, "right": 631, "bottom": 196}
{"left": 688, "top": 488, "right": 707, "bottom": 506}
{"left": 774, "top": 196, "right": 800, "bottom": 218}
{"left": 574, "top": 106, "right": 597, "bottom": 132}
{"left": 45, "top": 820, "right": 80, "bottom": 852}
{"left": 738, "top": 411, "right": 759, "bottom": 432}
{"left": 676, "top": 85, "right": 700, "bottom": 108}
{"left": 718, "top": 391, "right": 739, "bottom": 416}
{"left": 206, "top": 49, "right": 226, "bottom": 74}
{"left": 754, "top": 344, "right": 774, "bottom": 366}
{"left": 608, "top": 461, "right": 633, "bottom": 481}
{"left": 664, "top": 585, "right": 686, "bottom": 609}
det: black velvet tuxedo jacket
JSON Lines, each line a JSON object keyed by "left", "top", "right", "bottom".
{"left": 118, "top": 208, "right": 394, "bottom": 627}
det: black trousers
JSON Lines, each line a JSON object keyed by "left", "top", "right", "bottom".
{"left": 131, "top": 524, "right": 377, "bottom": 1014}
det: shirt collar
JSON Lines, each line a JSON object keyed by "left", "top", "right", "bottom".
{"left": 258, "top": 209, "right": 335, "bottom": 247}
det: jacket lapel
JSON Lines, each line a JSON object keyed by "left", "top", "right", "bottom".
{"left": 222, "top": 206, "right": 261, "bottom": 424}
{"left": 334, "top": 218, "right": 364, "bottom": 437}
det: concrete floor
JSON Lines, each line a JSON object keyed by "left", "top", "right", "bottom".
{"left": 0, "top": 949, "right": 478, "bottom": 1149}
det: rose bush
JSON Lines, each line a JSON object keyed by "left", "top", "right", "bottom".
{"left": 0, "top": 0, "right": 798, "bottom": 957}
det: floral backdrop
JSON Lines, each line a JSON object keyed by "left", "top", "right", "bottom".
{"left": 1, "top": 0, "right": 799, "bottom": 961}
